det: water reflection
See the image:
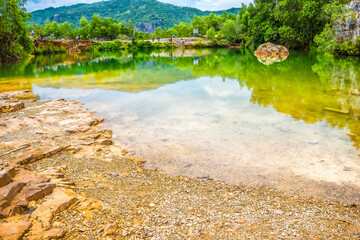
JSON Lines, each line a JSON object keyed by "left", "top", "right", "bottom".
{"left": 256, "top": 56, "right": 289, "bottom": 65}
{"left": 1, "top": 49, "right": 360, "bottom": 202}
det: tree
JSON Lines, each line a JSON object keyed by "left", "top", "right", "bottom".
{"left": 79, "top": 16, "right": 89, "bottom": 39}
{"left": 174, "top": 22, "right": 192, "bottom": 37}
{"left": 191, "top": 15, "right": 208, "bottom": 35}
{"left": 0, "top": 0, "right": 33, "bottom": 63}
{"left": 221, "top": 20, "right": 238, "bottom": 42}
{"left": 206, "top": 27, "right": 216, "bottom": 40}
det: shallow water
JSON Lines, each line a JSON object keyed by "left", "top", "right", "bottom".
{"left": 1, "top": 49, "right": 360, "bottom": 202}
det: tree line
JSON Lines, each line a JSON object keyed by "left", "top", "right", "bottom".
{"left": 1, "top": 0, "right": 358, "bottom": 63}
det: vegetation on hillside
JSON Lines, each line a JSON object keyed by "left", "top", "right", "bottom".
{"left": 0, "top": 0, "right": 33, "bottom": 63}
{"left": 29, "top": 0, "right": 239, "bottom": 29}
{"left": 2, "top": 0, "right": 360, "bottom": 62}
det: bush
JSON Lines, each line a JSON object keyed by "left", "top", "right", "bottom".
{"left": 334, "top": 40, "right": 360, "bottom": 56}
{"left": 218, "top": 39, "right": 229, "bottom": 47}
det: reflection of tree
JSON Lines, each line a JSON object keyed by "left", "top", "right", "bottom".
{"left": 1, "top": 49, "right": 359, "bottom": 148}
{"left": 171, "top": 50, "right": 360, "bottom": 148}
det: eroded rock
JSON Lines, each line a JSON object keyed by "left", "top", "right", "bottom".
{"left": 254, "top": 42, "right": 289, "bottom": 58}
{"left": 0, "top": 101, "right": 25, "bottom": 113}
{"left": 31, "top": 188, "right": 77, "bottom": 228}
{"left": 0, "top": 170, "right": 11, "bottom": 187}
{"left": 0, "top": 217, "right": 32, "bottom": 240}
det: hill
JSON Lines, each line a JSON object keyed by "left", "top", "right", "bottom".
{"left": 30, "top": 0, "right": 240, "bottom": 29}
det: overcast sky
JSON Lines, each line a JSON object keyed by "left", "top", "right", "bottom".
{"left": 26, "top": 0, "right": 252, "bottom": 12}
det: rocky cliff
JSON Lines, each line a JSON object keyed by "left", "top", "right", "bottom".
{"left": 335, "top": 0, "right": 360, "bottom": 42}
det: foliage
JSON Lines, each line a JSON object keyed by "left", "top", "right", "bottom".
{"left": 237, "top": 0, "right": 350, "bottom": 49}
{"left": 334, "top": 38, "right": 360, "bottom": 56}
{"left": 88, "top": 40, "right": 178, "bottom": 53}
{"left": 0, "top": 0, "right": 33, "bottom": 63}
{"left": 206, "top": 27, "right": 216, "bottom": 41}
{"left": 29, "top": 0, "right": 239, "bottom": 29}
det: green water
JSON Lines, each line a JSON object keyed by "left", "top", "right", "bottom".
{"left": 1, "top": 49, "right": 360, "bottom": 202}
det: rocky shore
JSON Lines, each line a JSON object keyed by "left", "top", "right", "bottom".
{"left": 1, "top": 90, "right": 360, "bottom": 239}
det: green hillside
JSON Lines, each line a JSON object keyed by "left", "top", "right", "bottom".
{"left": 30, "top": 0, "right": 240, "bottom": 28}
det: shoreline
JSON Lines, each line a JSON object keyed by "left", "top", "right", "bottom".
{"left": 1, "top": 90, "right": 360, "bottom": 239}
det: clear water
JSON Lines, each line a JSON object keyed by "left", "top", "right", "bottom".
{"left": 1, "top": 49, "right": 360, "bottom": 202}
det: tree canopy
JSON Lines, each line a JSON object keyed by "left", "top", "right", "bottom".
{"left": 0, "top": 0, "right": 33, "bottom": 63}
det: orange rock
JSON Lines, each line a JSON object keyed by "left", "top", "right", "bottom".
{"left": 103, "top": 223, "right": 117, "bottom": 236}
{"left": 21, "top": 186, "right": 44, "bottom": 202}
{"left": 0, "top": 170, "right": 11, "bottom": 187}
{"left": 31, "top": 188, "right": 77, "bottom": 228}
{"left": 0, "top": 219, "right": 32, "bottom": 240}
{"left": 36, "top": 182, "right": 56, "bottom": 196}
{"left": 0, "top": 182, "right": 26, "bottom": 202}
{"left": 0, "top": 102, "right": 25, "bottom": 113}
{"left": 42, "top": 228, "right": 65, "bottom": 239}
{"left": 13, "top": 169, "right": 50, "bottom": 185}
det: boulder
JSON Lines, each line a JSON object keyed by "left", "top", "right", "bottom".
{"left": 0, "top": 170, "right": 11, "bottom": 187}
{"left": 0, "top": 102, "right": 25, "bottom": 113}
{"left": 0, "top": 181, "right": 26, "bottom": 202}
{"left": 254, "top": 42, "right": 289, "bottom": 58}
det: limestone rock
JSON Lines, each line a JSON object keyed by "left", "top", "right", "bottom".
{"left": 335, "top": 0, "right": 360, "bottom": 42}
{"left": 20, "top": 186, "right": 44, "bottom": 202}
{"left": 31, "top": 188, "right": 77, "bottom": 228}
{"left": 42, "top": 228, "right": 65, "bottom": 239}
{"left": 0, "top": 102, "right": 25, "bottom": 113}
{"left": 36, "top": 182, "right": 56, "bottom": 196}
{"left": 65, "top": 125, "right": 91, "bottom": 133}
{"left": 254, "top": 42, "right": 289, "bottom": 58}
{"left": 0, "top": 181, "right": 26, "bottom": 202}
{"left": 97, "top": 139, "right": 113, "bottom": 146}
{"left": 0, "top": 218, "right": 32, "bottom": 240}
{"left": 13, "top": 169, "right": 50, "bottom": 185}
{"left": 0, "top": 170, "right": 11, "bottom": 187}
{"left": 103, "top": 223, "right": 118, "bottom": 236}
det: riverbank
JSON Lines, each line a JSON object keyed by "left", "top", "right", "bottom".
{"left": 1, "top": 90, "right": 360, "bottom": 239}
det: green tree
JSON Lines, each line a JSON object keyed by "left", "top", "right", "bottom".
{"left": 206, "top": 27, "right": 216, "bottom": 40}
{"left": 0, "top": 0, "right": 33, "bottom": 63}
{"left": 221, "top": 20, "right": 238, "bottom": 42}
{"left": 79, "top": 16, "right": 89, "bottom": 39}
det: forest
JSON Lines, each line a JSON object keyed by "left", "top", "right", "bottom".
{"left": 1, "top": 0, "right": 359, "bottom": 63}
{"left": 29, "top": 0, "right": 240, "bottom": 29}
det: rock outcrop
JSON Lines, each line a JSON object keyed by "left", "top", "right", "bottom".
{"left": 0, "top": 91, "right": 119, "bottom": 239}
{"left": 335, "top": 0, "right": 360, "bottom": 42}
{"left": 254, "top": 42, "right": 290, "bottom": 58}
{"left": 254, "top": 42, "right": 289, "bottom": 65}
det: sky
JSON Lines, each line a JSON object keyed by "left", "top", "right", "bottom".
{"left": 26, "top": 0, "right": 252, "bottom": 12}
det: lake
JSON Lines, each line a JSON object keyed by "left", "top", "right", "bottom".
{"left": 1, "top": 49, "right": 360, "bottom": 203}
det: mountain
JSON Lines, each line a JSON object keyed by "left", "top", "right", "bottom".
{"left": 29, "top": 0, "right": 240, "bottom": 29}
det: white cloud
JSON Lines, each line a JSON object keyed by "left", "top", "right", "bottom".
{"left": 195, "top": 0, "right": 252, "bottom": 11}
{"left": 26, "top": 0, "right": 104, "bottom": 12}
